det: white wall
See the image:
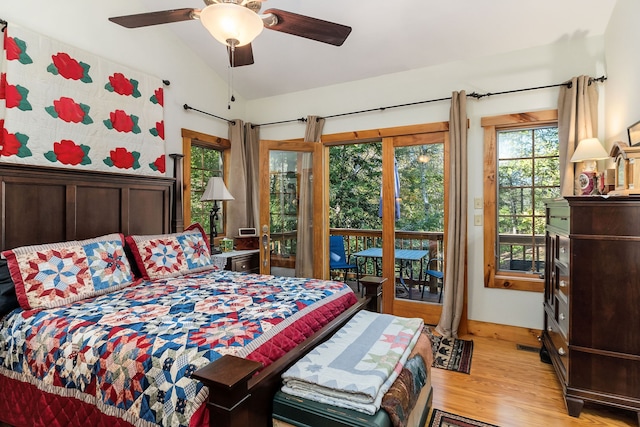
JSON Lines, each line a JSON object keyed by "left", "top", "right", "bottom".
{"left": 604, "top": 0, "right": 640, "bottom": 146}
{"left": 3, "top": 0, "right": 246, "bottom": 173}
{"left": 245, "top": 36, "right": 607, "bottom": 330}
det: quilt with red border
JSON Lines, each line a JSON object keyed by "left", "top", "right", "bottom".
{"left": 0, "top": 270, "right": 357, "bottom": 427}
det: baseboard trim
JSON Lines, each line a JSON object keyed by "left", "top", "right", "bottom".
{"left": 466, "top": 319, "right": 542, "bottom": 347}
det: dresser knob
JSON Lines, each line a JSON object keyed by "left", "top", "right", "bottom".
{"left": 560, "top": 247, "right": 566, "bottom": 254}
{"left": 559, "top": 313, "right": 565, "bottom": 321}
{"left": 559, "top": 280, "right": 567, "bottom": 288}
{"left": 547, "top": 326, "right": 552, "bottom": 332}
{"left": 558, "top": 347, "right": 566, "bottom": 356}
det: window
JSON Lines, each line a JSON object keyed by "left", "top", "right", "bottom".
{"left": 482, "top": 110, "right": 559, "bottom": 292}
{"left": 181, "top": 129, "right": 231, "bottom": 235}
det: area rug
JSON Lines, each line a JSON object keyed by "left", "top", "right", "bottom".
{"left": 428, "top": 409, "right": 499, "bottom": 427}
{"left": 425, "top": 327, "right": 474, "bottom": 374}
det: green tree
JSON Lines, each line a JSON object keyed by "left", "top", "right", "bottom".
{"left": 328, "top": 142, "right": 444, "bottom": 232}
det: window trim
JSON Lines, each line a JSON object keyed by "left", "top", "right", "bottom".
{"left": 481, "top": 110, "right": 557, "bottom": 292}
{"left": 181, "top": 128, "right": 231, "bottom": 234}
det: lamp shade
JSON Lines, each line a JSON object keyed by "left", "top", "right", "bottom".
{"left": 570, "top": 138, "right": 609, "bottom": 162}
{"left": 199, "top": 3, "right": 264, "bottom": 47}
{"left": 200, "top": 177, "right": 235, "bottom": 202}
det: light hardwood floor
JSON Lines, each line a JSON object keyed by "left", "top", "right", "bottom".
{"left": 428, "top": 334, "right": 638, "bottom": 427}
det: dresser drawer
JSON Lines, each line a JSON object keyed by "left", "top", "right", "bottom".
{"left": 556, "top": 296, "right": 569, "bottom": 339}
{"left": 231, "top": 253, "right": 259, "bottom": 273}
{"left": 545, "top": 312, "right": 569, "bottom": 381}
{"left": 557, "top": 235, "right": 570, "bottom": 267}
{"left": 556, "top": 263, "right": 570, "bottom": 301}
{"left": 548, "top": 206, "right": 569, "bottom": 232}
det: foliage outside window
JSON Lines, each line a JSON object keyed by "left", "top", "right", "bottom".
{"left": 190, "top": 144, "right": 223, "bottom": 233}
{"left": 482, "top": 110, "right": 559, "bottom": 292}
{"left": 328, "top": 143, "right": 444, "bottom": 233}
{"left": 269, "top": 151, "right": 300, "bottom": 257}
{"left": 181, "top": 129, "right": 230, "bottom": 235}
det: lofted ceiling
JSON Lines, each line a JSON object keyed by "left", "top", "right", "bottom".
{"left": 124, "top": 0, "right": 617, "bottom": 100}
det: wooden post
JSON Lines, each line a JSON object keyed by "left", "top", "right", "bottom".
{"left": 192, "top": 355, "right": 262, "bottom": 427}
{"left": 170, "top": 153, "right": 184, "bottom": 232}
{"left": 360, "top": 275, "right": 386, "bottom": 313}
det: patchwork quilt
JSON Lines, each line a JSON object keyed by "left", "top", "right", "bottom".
{"left": 281, "top": 311, "right": 423, "bottom": 415}
{"left": 0, "top": 270, "right": 357, "bottom": 427}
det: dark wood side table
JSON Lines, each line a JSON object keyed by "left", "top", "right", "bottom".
{"left": 212, "top": 249, "right": 260, "bottom": 273}
{"left": 360, "top": 275, "right": 386, "bottom": 313}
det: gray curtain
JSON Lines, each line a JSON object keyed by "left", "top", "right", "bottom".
{"left": 558, "top": 76, "right": 598, "bottom": 196}
{"left": 295, "top": 115, "right": 325, "bottom": 278}
{"left": 436, "top": 91, "right": 468, "bottom": 339}
{"left": 226, "top": 119, "right": 247, "bottom": 237}
{"left": 244, "top": 123, "right": 260, "bottom": 228}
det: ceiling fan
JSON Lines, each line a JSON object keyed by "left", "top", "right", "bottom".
{"left": 109, "top": 0, "right": 352, "bottom": 67}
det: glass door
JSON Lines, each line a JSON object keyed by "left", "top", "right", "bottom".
{"left": 381, "top": 133, "right": 448, "bottom": 324}
{"left": 259, "top": 140, "right": 324, "bottom": 277}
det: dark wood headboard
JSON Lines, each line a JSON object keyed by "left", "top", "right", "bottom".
{"left": 0, "top": 163, "right": 175, "bottom": 251}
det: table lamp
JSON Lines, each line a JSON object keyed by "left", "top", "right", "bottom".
{"left": 570, "top": 138, "right": 609, "bottom": 195}
{"left": 200, "top": 177, "right": 234, "bottom": 253}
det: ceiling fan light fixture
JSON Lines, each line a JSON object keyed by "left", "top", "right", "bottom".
{"left": 199, "top": 3, "right": 264, "bottom": 47}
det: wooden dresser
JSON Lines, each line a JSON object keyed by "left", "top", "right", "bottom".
{"left": 543, "top": 197, "right": 640, "bottom": 422}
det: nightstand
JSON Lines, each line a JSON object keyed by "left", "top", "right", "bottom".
{"left": 212, "top": 249, "right": 260, "bottom": 273}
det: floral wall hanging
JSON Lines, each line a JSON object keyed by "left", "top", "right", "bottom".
{"left": 0, "top": 23, "right": 165, "bottom": 176}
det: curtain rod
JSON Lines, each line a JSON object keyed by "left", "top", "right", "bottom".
{"left": 185, "top": 75, "right": 607, "bottom": 127}
{"left": 183, "top": 104, "right": 236, "bottom": 125}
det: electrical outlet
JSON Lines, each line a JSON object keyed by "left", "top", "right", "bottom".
{"left": 474, "top": 214, "right": 482, "bottom": 226}
{"left": 474, "top": 197, "right": 483, "bottom": 209}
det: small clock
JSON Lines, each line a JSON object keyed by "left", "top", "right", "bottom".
{"left": 578, "top": 171, "right": 596, "bottom": 195}
{"left": 238, "top": 227, "right": 257, "bottom": 237}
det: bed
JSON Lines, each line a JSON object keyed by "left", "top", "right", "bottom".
{"left": 0, "top": 163, "right": 431, "bottom": 427}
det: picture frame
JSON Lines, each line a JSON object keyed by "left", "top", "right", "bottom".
{"left": 628, "top": 120, "right": 640, "bottom": 146}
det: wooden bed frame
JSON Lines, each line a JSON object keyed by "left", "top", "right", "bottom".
{"left": 0, "top": 161, "right": 366, "bottom": 427}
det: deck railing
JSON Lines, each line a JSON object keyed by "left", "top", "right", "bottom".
{"left": 498, "top": 234, "right": 545, "bottom": 274}
{"left": 269, "top": 229, "right": 542, "bottom": 284}
{"left": 328, "top": 228, "right": 444, "bottom": 292}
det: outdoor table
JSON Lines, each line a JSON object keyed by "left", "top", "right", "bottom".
{"left": 352, "top": 248, "right": 429, "bottom": 299}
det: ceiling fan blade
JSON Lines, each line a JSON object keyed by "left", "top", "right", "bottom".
{"left": 228, "top": 44, "right": 255, "bottom": 67}
{"left": 263, "top": 8, "right": 351, "bottom": 46}
{"left": 109, "top": 9, "right": 197, "bottom": 29}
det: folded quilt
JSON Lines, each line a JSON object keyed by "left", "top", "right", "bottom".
{"left": 281, "top": 311, "right": 424, "bottom": 415}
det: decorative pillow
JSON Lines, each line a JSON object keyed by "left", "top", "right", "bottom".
{"left": 0, "top": 258, "right": 19, "bottom": 317}
{"left": 2, "top": 233, "right": 135, "bottom": 311}
{"left": 125, "top": 223, "right": 213, "bottom": 280}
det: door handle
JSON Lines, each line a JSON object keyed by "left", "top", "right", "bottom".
{"left": 262, "top": 225, "right": 269, "bottom": 267}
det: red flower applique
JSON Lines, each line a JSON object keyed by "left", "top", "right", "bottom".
{"left": 0, "top": 129, "right": 20, "bottom": 156}
{"left": 4, "top": 82, "right": 32, "bottom": 111}
{"left": 104, "top": 110, "right": 141, "bottom": 134}
{"left": 150, "top": 88, "right": 164, "bottom": 106}
{"left": 5, "top": 35, "right": 33, "bottom": 64}
{"left": 150, "top": 155, "right": 166, "bottom": 173}
{"left": 45, "top": 97, "right": 93, "bottom": 124}
{"left": 104, "top": 147, "right": 140, "bottom": 170}
{"left": 44, "top": 140, "right": 91, "bottom": 166}
{"left": 1, "top": 123, "right": 32, "bottom": 158}
{"left": 47, "top": 52, "right": 92, "bottom": 83}
{"left": 105, "top": 73, "right": 141, "bottom": 98}
{"left": 149, "top": 120, "right": 164, "bottom": 139}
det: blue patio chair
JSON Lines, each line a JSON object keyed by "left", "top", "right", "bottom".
{"left": 329, "top": 236, "right": 359, "bottom": 291}
{"left": 423, "top": 258, "right": 444, "bottom": 302}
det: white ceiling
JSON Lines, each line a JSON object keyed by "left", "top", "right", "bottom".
{"left": 127, "top": 0, "right": 617, "bottom": 100}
